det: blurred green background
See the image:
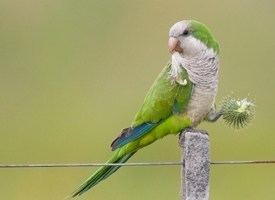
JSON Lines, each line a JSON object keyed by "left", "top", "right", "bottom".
{"left": 1, "top": 0, "right": 275, "bottom": 199}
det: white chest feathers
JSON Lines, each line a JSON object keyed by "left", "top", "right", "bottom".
{"left": 186, "top": 87, "right": 216, "bottom": 126}
{"left": 171, "top": 48, "right": 219, "bottom": 126}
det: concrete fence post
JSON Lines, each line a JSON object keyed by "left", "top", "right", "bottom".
{"left": 179, "top": 129, "right": 210, "bottom": 200}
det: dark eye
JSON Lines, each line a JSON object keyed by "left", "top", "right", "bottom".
{"left": 182, "top": 29, "right": 190, "bottom": 36}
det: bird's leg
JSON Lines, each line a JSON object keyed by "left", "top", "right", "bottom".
{"left": 205, "top": 105, "right": 222, "bottom": 122}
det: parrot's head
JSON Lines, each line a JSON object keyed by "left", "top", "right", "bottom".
{"left": 168, "top": 20, "right": 219, "bottom": 57}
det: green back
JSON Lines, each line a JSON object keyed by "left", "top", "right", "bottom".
{"left": 132, "top": 64, "right": 193, "bottom": 127}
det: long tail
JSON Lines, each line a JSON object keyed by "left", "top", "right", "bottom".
{"left": 72, "top": 151, "right": 136, "bottom": 197}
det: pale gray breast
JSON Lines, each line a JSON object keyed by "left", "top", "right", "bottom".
{"left": 183, "top": 53, "right": 219, "bottom": 126}
{"left": 186, "top": 87, "right": 217, "bottom": 126}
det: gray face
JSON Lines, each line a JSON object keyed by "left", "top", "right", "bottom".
{"left": 169, "top": 20, "right": 190, "bottom": 38}
{"left": 168, "top": 21, "right": 211, "bottom": 57}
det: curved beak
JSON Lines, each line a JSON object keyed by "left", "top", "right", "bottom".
{"left": 168, "top": 37, "right": 183, "bottom": 54}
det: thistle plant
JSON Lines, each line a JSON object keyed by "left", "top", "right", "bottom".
{"left": 220, "top": 97, "right": 255, "bottom": 128}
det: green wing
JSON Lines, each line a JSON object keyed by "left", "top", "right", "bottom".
{"left": 111, "top": 63, "right": 193, "bottom": 150}
{"left": 132, "top": 63, "right": 193, "bottom": 127}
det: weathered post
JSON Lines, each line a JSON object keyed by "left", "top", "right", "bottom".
{"left": 179, "top": 129, "right": 210, "bottom": 200}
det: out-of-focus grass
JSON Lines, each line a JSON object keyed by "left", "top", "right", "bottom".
{"left": 0, "top": 0, "right": 275, "bottom": 199}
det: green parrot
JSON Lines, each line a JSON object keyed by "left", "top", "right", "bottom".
{"left": 72, "top": 20, "right": 220, "bottom": 197}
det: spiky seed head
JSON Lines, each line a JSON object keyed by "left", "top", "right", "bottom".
{"left": 220, "top": 97, "right": 255, "bottom": 129}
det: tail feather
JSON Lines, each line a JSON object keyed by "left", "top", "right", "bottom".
{"left": 72, "top": 151, "right": 136, "bottom": 197}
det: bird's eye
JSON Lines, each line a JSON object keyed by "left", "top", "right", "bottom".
{"left": 182, "top": 30, "right": 190, "bottom": 36}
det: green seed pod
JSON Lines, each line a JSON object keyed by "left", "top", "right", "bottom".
{"left": 220, "top": 97, "right": 255, "bottom": 128}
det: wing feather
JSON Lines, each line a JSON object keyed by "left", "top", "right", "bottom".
{"left": 132, "top": 63, "right": 192, "bottom": 126}
{"left": 111, "top": 63, "right": 193, "bottom": 150}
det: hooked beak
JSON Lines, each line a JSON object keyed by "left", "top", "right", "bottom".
{"left": 168, "top": 37, "right": 183, "bottom": 54}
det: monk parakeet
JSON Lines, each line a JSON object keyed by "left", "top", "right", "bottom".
{"left": 72, "top": 19, "right": 221, "bottom": 197}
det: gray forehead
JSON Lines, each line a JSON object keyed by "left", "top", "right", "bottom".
{"left": 169, "top": 20, "right": 190, "bottom": 37}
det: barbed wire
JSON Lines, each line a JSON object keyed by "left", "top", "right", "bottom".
{"left": 0, "top": 160, "right": 275, "bottom": 168}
